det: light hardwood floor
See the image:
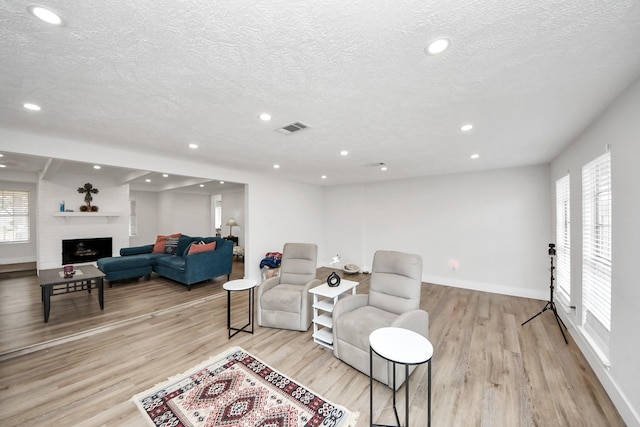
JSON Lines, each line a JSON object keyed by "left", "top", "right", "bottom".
{"left": 0, "top": 261, "right": 624, "bottom": 426}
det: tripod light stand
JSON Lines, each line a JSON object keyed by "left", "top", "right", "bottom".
{"left": 522, "top": 243, "right": 569, "bottom": 344}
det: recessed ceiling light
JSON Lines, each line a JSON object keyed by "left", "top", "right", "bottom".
{"left": 0, "top": 165, "right": 6, "bottom": 168}
{"left": 145, "top": 178, "right": 151, "bottom": 182}
{"left": 219, "top": 181, "right": 225, "bottom": 184}
{"left": 28, "top": 5, "right": 64, "bottom": 26}
{"left": 188, "top": 143, "right": 198, "bottom": 149}
{"left": 162, "top": 173, "right": 169, "bottom": 178}
{"left": 24, "top": 103, "right": 41, "bottom": 111}
{"left": 93, "top": 165, "right": 101, "bottom": 169}
{"left": 381, "top": 166, "right": 388, "bottom": 171}
{"left": 321, "top": 175, "right": 327, "bottom": 179}
{"left": 460, "top": 124, "right": 473, "bottom": 132}
{"left": 470, "top": 153, "right": 480, "bottom": 159}
{"left": 199, "top": 184, "right": 204, "bottom": 188}
{"left": 340, "top": 150, "right": 348, "bottom": 156}
{"left": 426, "top": 38, "right": 450, "bottom": 55}
{"left": 260, "top": 113, "right": 271, "bottom": 121}
{"left": 0, "top": 154, "right": 4, "bottom": 157}
{"left": 273, "top": 164, "right": 280, "bottom": 169}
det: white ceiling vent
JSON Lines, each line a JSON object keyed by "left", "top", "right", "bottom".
{"left": 275, "top": 122, "right": 310, "bottom": 134}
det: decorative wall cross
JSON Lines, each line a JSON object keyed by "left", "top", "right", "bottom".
{"left": 77, "top": 182, "right": 99, "bottom": 207}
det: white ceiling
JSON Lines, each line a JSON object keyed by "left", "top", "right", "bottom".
{"left": 1, "top": 1, "right": 640, "bottom": 186}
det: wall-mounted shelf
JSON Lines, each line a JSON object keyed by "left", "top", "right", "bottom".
{"left": 52, "top": 212, "right": 122, "bottom": 223}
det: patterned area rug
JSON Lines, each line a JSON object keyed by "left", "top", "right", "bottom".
{"left": 132, "top": 346, "right": 358, "bottom": 426}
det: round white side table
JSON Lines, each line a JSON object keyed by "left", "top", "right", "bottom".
{"left": 369, "top": 327, "right": 433, "bottom": 427}
{"left": 223, "top": 279, "right": 258, "bottom": 339}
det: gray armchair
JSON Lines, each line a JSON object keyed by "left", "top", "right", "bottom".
{"left": 258, "top": 243, "right": 320, "bottom": 331}
{"left": 332, "top": 250, "right": 428, "bottom": 389}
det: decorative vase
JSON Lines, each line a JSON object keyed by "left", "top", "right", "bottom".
{"left": 327, "top": 271, "right": 341, "bottom": 287}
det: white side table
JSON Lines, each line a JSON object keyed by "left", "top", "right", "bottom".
{"left": 309, "top": 279, "right": 359, "bottom": 349}
{"left": 223, "top": 279, "right": 257, "bottom": 339}
{"left": 369, "top": 327, "right": 433, "bottom": 427}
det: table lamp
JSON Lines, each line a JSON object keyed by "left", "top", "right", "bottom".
{"left": 226, "top": 218, "right": 238, "bottom": 237}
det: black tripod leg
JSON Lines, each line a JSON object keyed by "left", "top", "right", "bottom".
{"left": 521, "top": 302, "right": 550, "bottom": 326}
{"left": 550, "top": 302, "right": 569, "bottom": 344}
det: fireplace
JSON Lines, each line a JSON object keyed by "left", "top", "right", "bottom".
{"left": 62, "top": 237, "right": 112, "bottom": 265}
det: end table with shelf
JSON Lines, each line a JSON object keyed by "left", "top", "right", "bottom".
{"left": 309, "top": 278, "right": 359, "bottom": 349}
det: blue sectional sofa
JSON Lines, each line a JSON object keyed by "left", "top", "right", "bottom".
{"left": 97, "top": 236, "right": 233, "bottom": 290}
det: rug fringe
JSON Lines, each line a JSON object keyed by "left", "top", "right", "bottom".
{"left": 346, "top": 410, "right": 360, "bottom": 426}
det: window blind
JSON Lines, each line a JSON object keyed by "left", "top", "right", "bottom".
{"left": 555, "top": 174, "right": 571, "bottom": 304}
{"left": 582, "top": 152, "right": 611, "bottom": 355}
{"left": 0, "top": 190, "right": 30, "bottom": 242}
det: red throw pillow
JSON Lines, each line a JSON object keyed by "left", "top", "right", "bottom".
{"left": 152, "top": 233, "right": 182, "bottom": 254}
{"left": 188, "top": 241, "right": 216, "bottom": 255}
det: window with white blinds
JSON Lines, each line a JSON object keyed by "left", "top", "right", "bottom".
{"left": 0, "top": 190, "right": 30, "bottom": 242}
{"left": 555, "top": 174, "right": 571, "bottom": 304}
{"left": 582, "top": 152, "right": 611, "bottom": 358}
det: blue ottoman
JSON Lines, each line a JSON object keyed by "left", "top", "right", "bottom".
{"left": 97, "top": 255, "right": 153, "bottom": 286}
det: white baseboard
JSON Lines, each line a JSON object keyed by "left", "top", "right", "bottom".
{"left": 0, "top": 256, "right": 37, "bottom": 265}
{"left": 422, "top": 274, "right": 548, "bottom": 300}
{"left": 556, "top": 311, "right": 640, "bottom": 427}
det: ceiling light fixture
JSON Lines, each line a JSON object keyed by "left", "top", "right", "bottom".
{"left": 188, "top": 143, "right": 198, "bottom": 149}
{"left": 145, "top": 178, "right": 151, "bottom": 182}
{"left": 0, "top": 165, "right": 6, "bottom": 168}
{"left": 426, "top": 38, "right": 450, "bottom": 55}
{"left": 27, "top": 5, "right": 65, "bottom": 26}
{"left": 260, "top": 113, "right": 271, "bottom": 121}
{"left": 381, "top": 166, "right": 388, "bottom": 171}
{"left": 470, "top": 153, "right": 480, "bottom": 159}
{"left": 24, "top": 103, "right": 41, "bottom": 111}
{"left": 162, "top": 173, "right": 169, "bottom": 178}
{"left": 340, "top": 150, "right": 348, "bottom": 156}
{"left": 321, "top": 175, "right": 327, "bottom": 179}
{"left": 0, "top": 154, "right": 4, "bottom": 157}
{"left": 219, "top": 181, "right": 225, "bottom": 184}
{"left": 460, "top": 124, "right": 473, "bottom": 132}
{"left": 199, "top": 184, "right": 204, "bottom": 187}
{"left": 273, "top": 164, "right": 280, "bottom": 169}
{"left": 93, "top": 165, "right": 101, "bottom": 169}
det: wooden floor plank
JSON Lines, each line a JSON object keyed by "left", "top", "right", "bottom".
{"left": 0, "top": 261, "right": 625, "bottom": 426}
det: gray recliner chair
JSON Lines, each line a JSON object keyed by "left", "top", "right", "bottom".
{"left": 332, "top": 250, "right": 428, "bottom": 389}
{"left": 258, "top": 243, "right": 320, "bottom": 331}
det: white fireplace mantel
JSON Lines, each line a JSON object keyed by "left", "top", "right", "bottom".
{"left": 52, "top": 211, "right": 122, "bottom": 223}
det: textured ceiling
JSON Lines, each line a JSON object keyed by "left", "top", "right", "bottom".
{"left": 1, "top": 0, "right": 640, "bottom": 185}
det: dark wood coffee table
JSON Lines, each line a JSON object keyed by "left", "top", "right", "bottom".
{"left": 38, "top": 265, "right": 105, "bottom": 323}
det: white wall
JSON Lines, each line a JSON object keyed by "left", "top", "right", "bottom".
{"left": 37, "top": 173, "right": 130, "bottom": 269}
{"left": 221, "top": 189, "right": 245, "bottom": 245}
{"left": 245, "top": 178, "right": 324, "bottom": 280}
{"left": 323, "top": 165, "right": 552, "bottom": 299}
{"left": 0, "top": 179, "right": 38, "bottom": 264}
{"left": 157, "top": 191, "right": 212, "bottom": 237}
{"left": 550, "top": 76, "right": 640, "bottom": 426}
{"left": 129, "top": 190, "right": 159, "bottom": 247}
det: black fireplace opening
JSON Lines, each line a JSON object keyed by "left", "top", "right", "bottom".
{"left": 62, "top": 237, "right": 112, "bottom": 265}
